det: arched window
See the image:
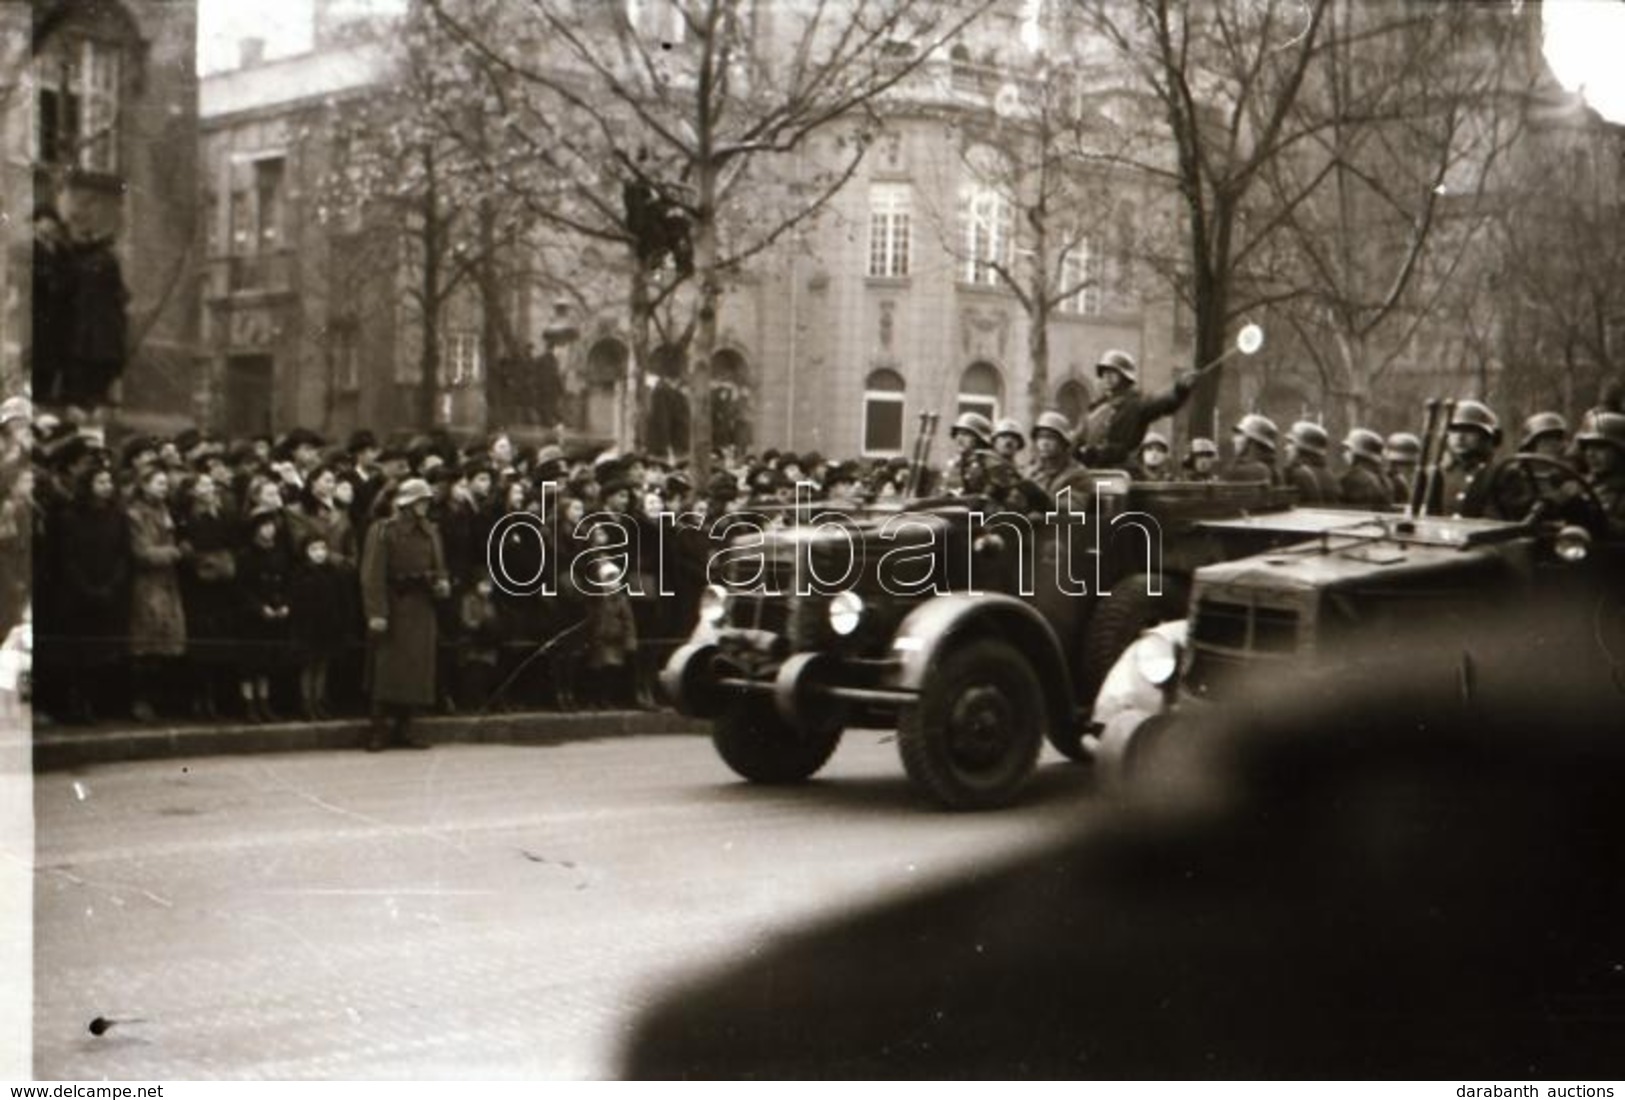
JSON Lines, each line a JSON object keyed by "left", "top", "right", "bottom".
{"left": 863, "top": 368, "right": 907, "bottom": 457}
{"left": 1055, "top": 379, "right": 1089, "bottom": 428}
{"left": 958, "top": 361, "right": 1003, "bottom": 422}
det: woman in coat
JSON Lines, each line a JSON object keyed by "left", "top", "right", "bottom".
{"left": 235, "top": 503, "right": 293, "bottom": 722}
{"left": 126, "top": 466, "right": 187, "bottom": 721}
{"left": 177, "top": 472, "right": 241, "bottom": 720}
{"left": 360, "top": 478, "right": 449, "bottom": 751}
{"left": 51, "top": 465, "right": 129, "bottom": 722}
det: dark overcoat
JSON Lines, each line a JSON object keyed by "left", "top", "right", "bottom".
{"left": 361, "top": 513, "right": 447, "bottom": 707}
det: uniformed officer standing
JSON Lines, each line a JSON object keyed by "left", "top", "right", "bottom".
{"left": 1029, "top": 411, "right": 1092, "bottom": 502}
{"left": 1339, "top": 429, "right": 1395, "bottom": 511}
{"left": 360, "top": 477, "right": 451, "bottom": 752}
{"left": 1576, "top": 411, "right": 1625, "bottom": 537}
{"left": 1078, "top": 350, "right": 1195, "bottom": 468}
{"left": 1223, "top": 414, "right": 1281, "bottom": 485}
{"left": 1429, "top": 400, "right": 1501, "bottom": 518}
{"left": 1283, "top": 421, "right": 1340, "bottom": 504}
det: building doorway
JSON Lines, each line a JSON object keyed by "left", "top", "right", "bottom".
{"left": 224, "top": 355, "right": 273, "bottom": 437}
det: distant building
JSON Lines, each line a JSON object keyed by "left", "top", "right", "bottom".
{"left": 2, "top": 0, "right": 200, "bottom": 430}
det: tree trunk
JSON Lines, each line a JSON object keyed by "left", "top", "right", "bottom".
{"left": 627, "top": 262, "right": 653, "bottom": 452}
{"left": 1187, "top": 262, "right": 1229, "bottom": 440}
{"left": 689, "top": 168, "right": 718, "bottom": 483}
{"left": 1028, "top": 296, "right": 1050, "bottom": 423}
{"left": 417, "top": 161, "right": 442, "bottom": 431}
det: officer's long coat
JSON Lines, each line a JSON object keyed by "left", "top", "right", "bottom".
{"left": 361, "top": 513, "right": 446, "bottom": 707}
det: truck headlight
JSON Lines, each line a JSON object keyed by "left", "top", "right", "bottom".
{"left": 699, "top": 584, "right": 728, "bottom": 625}
{"left": 1555, "top": 525, "right": 1591, "bottom": 563}
{"left": 1133, "top": 631, "right": 1179, "bottom": 687}
{"left": 829, "top": 591, "right": 865, "bottom": 636}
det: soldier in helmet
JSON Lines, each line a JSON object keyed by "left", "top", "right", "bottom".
{"left": 1518, "top": 412, "right": 1569, "bottom": 461}
{"left": 1184, "top": 437, "right": 1219, "bottom": 483}
{"left": 1283, "top": 421, "right": 1340, "bottom": 505}
{"left": 1340, "top": 429, "right": 1395, "bottom": 511}
{"left": 1133, "top": 431, "right": 1174, "bottom": 483}
{"left": 945, "top": 412, "right": 1020, "bottom": 499}
{"left": 1429, "top": 399, "right": 1501, "bottom": 518}
{"left": 992, "top": 419, "right": 1026, "bottom": 464}
{"left": 1078, "top": 349, "right": 1196, "bottom": 468}
{"left": 1385, "top": 432, "right": 1422, "bottom": 507}
{"left": 1224, "top": 414, "right": 1281, "bottom": 485}
{"left": 1029, "top": 410, "right": 1092, "bottom": 503}
{"left": 1503, "top": 411, "right": 1582, "bottom": 518}
{"left": 1576, "top": 410, "right": 1625, "bottom": 537}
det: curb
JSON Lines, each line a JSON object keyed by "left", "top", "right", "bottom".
{"left": 32, "top": 709, "right": 710, "bottom": 772}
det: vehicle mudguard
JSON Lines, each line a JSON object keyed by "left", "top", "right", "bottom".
{"left": 880, "top": 593, "right": 1075, "bottom": 734}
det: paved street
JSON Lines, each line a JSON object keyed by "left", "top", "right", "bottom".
{"left": 31, "top": 725, "right": 1096, "bottom": 1079}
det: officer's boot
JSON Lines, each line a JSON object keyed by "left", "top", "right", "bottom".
{"left": 392, "top": 707, "right": 430, "bottom": 750}
{"left": 365, "top": 710, "right": 390, "bottom": 753}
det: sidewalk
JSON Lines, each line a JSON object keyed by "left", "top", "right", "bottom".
{"left": 30, "top": 706, "right": 709, "bottom": 772}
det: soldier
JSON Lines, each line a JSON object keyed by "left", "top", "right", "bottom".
{"left": 1223, "top": 414, "right": 1281, "bottom": 485}
{"left": 1184, "top": 437, "right": 1219, "bottom": 483}
{"left": 360, "top": 478, "right": 451, "bottom": 752}
{"left": 1429, "top": 400, "right": 1502, "bottom": 519}
{"left": 1517, "top": 412, "right": 1569, "bottom": 460}
{"left": 992, "top": 419, "right": 1026, "bottom": 464}
{"left": 1340, "top": 429, "right": 1395, "bottom": 511}
{"left": 945, "top": 412, "right": 1021, "bottom": 499}
{"left": 1078, "top": 349, "right": 1196, "bottom": 468}
{"left": 1576, "top": 411, "right": 1625, "bottom": 537}
{"left": 1283, "top": 421, "right": 1340, "bottom": 505}
{"left": 1029, "top": 411, "right": 1092, "bottom": 503}
{"left": 1133, "top": 431, "right": 1175, "bottom": 483}
{"left": 1384, "top": 432, "right": 1422, "bottom": 507}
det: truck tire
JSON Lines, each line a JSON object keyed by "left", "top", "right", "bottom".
{"left": 712, "top": 699, "right": 841, "bottom": 784}
{"left": 1062, "top": 575, "right": 1179, "bottom": 762}
{"left": 897, "top": 638, "right": 1046, "bottom": 811}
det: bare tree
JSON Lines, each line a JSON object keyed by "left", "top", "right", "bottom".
{"left": 428, "top": 0, "right": 991, "bottom": 476}
{"left": 1259, "top": 1, "right": 1533, "bottom": 430}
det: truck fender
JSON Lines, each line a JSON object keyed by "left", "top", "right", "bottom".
{"left": 881, "top": 593, "right": 1074, "bottom": 733}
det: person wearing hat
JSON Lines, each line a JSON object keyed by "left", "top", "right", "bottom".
{"left": 1133, "top": 430, "right": 1175, "bottom": 484}
{"left": 1029, "top": 411, "right": 1092, "bottom": 503}
{"left": 1384, "top": 432, "right": 1422, "bottom": 506}
{"left": 992, "top": 419, "right": 1026, "bottom": 463}
{"left": 1224, "top": 413, "right": 1281, "bottom": 485}
{"left": 1079, "top": 349, "right": 1196, "bottom": 468}
{"left": 125, "top": 465, "right": 187, "bottom": 722}
{"left": 1576, "top": 410, "right": 1625, "bottom": 537}
{"left": 1183, "top": 437, "right": 1220, "bottom": 483}
{"left": 946, "top": 411, "right": 1020, "bottom": 499}
{"left": 1430, "top": 399, "right": 1501, "bottom": 518}
{"left": 235, "top": 500, "right": 295, "bottom": 723}
{"left": 1339, "top": 429, "right": 1395, "bottom": 511}
{"left": 1283, "top": 421, "right": 1340, "bottom": 505}
{"left": 359, "top": 477, "right": 450, "bottom": 751}
{"left": 532, "top": 444, "right": 568, "bottom": 485}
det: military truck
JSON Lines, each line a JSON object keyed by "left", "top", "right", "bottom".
{"left": 1091, "top": 454, "right": 1624, "bottom": 782}
{"left": 662, "top": 474, "right": 1313, "bottom": 810}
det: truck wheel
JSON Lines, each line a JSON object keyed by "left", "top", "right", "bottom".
{"left": 712, "top": 699, "right": 842, "bottom": 785}
{"left": 1061, "top": 575, "right": 1177, "bottom": 761}
{"left": 897, "top": 638, "right": 1046, "bottom": 810}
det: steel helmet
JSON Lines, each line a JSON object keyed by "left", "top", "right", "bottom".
{"left": 1233, "top": 413, "right": 1279, "bottom": 453}
{"left": 1343, "top": 428, "right": 1385, "bottom": 462}
{"left": 1385, "top": 432, "right": 1422, "bottom": 462}
{"left": 1188, "top": 437, "right": 1219, "bottom": 458}
{"left": 993, "top": 418, "right": 1026, "bottom": 448}
{"left": 1518, "top": 411, "right": 1569, "bottom": 451}
{"left": 1449, "top": 399, "right": 1500, "bottom": 439}
{"left": 1287, "top": 420, "right": 1329, "bottom": 458}
{"left": 1141, "top": 431, "right": 1170, "bottom": 451}
{"left": 1095, "top": 349, "right": 1138, "bottom": 384}
{"left": 1032, "top": 410, "right": 1073, "bottom": 443}
{"left": 1576, "top": 410, "right": 1625, "bottom": 451}
{"left": 951, "top": 411, "right": 994, "bottom": 448}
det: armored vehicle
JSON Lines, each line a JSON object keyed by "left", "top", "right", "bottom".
{"left": 663, "top": 475, "right": 1307, "bottom": 810}
{"left": 1092, "top": 454, "right": 1624, "bottom": 781}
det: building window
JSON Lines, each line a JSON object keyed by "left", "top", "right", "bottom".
{"left": 863, "top": 368, "right": 906, "bottom": 457}
{"left": 960, "top": 186, "right": 1011, "bottom": 286}
{"left": 35, "top": 38, "right": 122, "bottom": 173}
{"left": 868, "top": 184, "right": 912, "bottom": 278}
{"left": 958, "top": 361, "right": 1003, "bottom": 421}
{"left": 1059, "top": 235, "right": 1104, "bottom": 315}
{"left": 442, "top": 329, "right": 482, "bottom": 386}
{"left": 332, "top": 325, "right": 360, "bottom": 393}
{"left": 254, "top": 158, "right": 286, "bottom": 250}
